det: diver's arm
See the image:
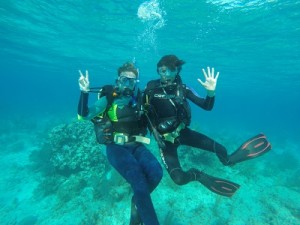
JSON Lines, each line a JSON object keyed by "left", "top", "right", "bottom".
{"left": 78, "top": 92, "right": 89, "bottom": 117}
{"left": 185, "top": 87, "right": 215, "bottom": 110}
{"left": 77, "top": 69, "right": 107, "bottom": 120}
{"left": 185, "top": 66, "right": 219, "bottom": 110}
{"left": 77, "top": 94, "right": 107, "bottom": 120}
{"left": 197, "top": 67, "right": 219, "bottom": 97}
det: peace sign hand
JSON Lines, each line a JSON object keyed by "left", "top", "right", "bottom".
{"left": 197, "top": 67, "right": 219, "bottom": 97}
{"left": 78, "top": 70, "right": 90, "bottom": 92}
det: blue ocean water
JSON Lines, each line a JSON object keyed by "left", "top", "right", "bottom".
{"left": 0, "top": 0, "right": 299, "bottom": 224}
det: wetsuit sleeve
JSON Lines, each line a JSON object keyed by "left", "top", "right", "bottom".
{"left": 77, "top": 92, "right": 108, "bottom": 120}
{"left": 185, "top": 86, "right": 215, "bottom": 110}
{"left": 78, "top": 92, "right": 89, "bottom": 117}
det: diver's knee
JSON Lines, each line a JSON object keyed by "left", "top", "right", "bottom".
{"left": 169, "top": 168, "right": 187, "bottom": 185}
{"left": 171, "top": 176, "right": 186, "bottom": 185}
{"left": 154, "top": 163, "right": 163, "bottom": 178}
{"left": 151, "top": 170, "right": 163, "bottom": 186}
{"left": 149, "top": 162, "right": 163, "bottom": 184}
{"left": 156, "top": 169, "right": 163, "bottom": 182}
{"left": 131, "top": 175, "right": 150, "bottom": 193}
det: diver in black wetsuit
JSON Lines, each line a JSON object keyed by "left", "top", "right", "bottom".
{"left": 77, "top": 62, "right": 162, "bottom": 225}
{"left": 143, "top": 55, "right": 271, "bottom": 197}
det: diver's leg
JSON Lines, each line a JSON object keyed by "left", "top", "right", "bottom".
{"left": 161, "top": 141, "right": 239, "bottom": 196}
{"left": 130, "top": 195, "right": 143, "bottom": 225}
{"left": 174, "top": 130, "right": 240, "bottom": 196}
{"left": 134, "top": 144, "right": 163, "bottom": 192}
{"left": 161, "top": 141, "right": 199, "bottom": 185}
{"left": 106, "top": 144, "right": 159, "bottom": 225}
{"left": 179, "top": 128, "right": 230, "bottom": 165}
{"left": 129, "top": 144, "right": 163, "bottom": 225}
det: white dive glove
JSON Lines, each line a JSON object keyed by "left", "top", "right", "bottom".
{"left": 197, "top": 67, "right": 219, "bottom": 97}
{"left": 78, "top": 70, "right": 90, "bottom": 93}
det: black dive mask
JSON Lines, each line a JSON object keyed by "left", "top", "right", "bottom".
{"left": 116, "top": 75, "right": 137, "bottom": 96}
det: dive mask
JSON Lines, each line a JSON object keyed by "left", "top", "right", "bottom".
{"left": 117, "top": 71, "right": 138, "bottom": 94}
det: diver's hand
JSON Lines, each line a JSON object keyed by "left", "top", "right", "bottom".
{"left": 78, "top": 70, "right": 90, "bottom": 92}
{"left": 197, "top": 67, "right": 219, "bottom": 97}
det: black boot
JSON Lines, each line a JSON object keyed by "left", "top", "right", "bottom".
{"left": 129, "top": 196, "right": 143, "bottom": 225}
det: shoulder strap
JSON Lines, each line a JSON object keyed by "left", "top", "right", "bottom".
{"left": 144, "top": 79, "right": 161, "bottom": 102}
{"left": 136, "top": 88, "right": 145, "bottom": 111}
{"left": 146, "top": 79, "right": 161, "bottom": 91}
{"left": 175, "top": 75, "right": 186, "bottom": 102}
{"left": 98, "top": 85, "right": 115, "bottom": 108}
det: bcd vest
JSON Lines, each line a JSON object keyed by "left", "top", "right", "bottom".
{"left": 144, "top": 78, "right": 191, "bottom": 133}
{"left": 92, "top": 85, "right": 146, "bottom": 144}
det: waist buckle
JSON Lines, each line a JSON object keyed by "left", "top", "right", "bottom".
{"left": 113, "top": 133, "right": 151, "bottom": 145}
{"left": 114, "top": 133, "right": 129, "bottom": 145}
{"left": 162, "top": 122, "right": 185, "bottom": 143}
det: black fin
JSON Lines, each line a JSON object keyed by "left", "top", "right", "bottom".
{"left": 229, "top": 133, "right": 272, "bottom": 164}
{"left": 198, "top": 172, "right": 240, "bottom": 197}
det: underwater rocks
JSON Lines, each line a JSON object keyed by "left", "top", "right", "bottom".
{"left": 17, "top": 215, "right": 38, "bottom": 225}
{"left": 30, "top": 120, "right": 112, "bottom": 201}
{"left": 30, "top": 120, "right": 108, "bottom": 176}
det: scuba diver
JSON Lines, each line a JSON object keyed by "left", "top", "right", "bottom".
{"left": 143, "top": 55, "right": 271, "bottom": 197}
{"left": 77, "top": 62, "right": 162, "bottom": 225}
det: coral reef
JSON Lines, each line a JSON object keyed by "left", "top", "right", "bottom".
{"left": 2, "top": 119, "right": 298, "bottom": 224}
{"left": 29, "top": 120, "right": 113, "bottom": 202}
{"left": 27, "top": 120, "right": 132, "bottom": 224}
{"left": 30, "top": 120, "right": 108, "bottom": 176}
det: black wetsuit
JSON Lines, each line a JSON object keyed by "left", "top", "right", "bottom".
{"left": 144, "top": 77, "right": 230, "bottom": 186}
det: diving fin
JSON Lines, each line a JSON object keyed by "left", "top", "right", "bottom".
{"left": 197, "top": 171, "right": 240, "bottom": 197}
{"left": 229, "top": 133, "right": 271, "bottom": 165}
